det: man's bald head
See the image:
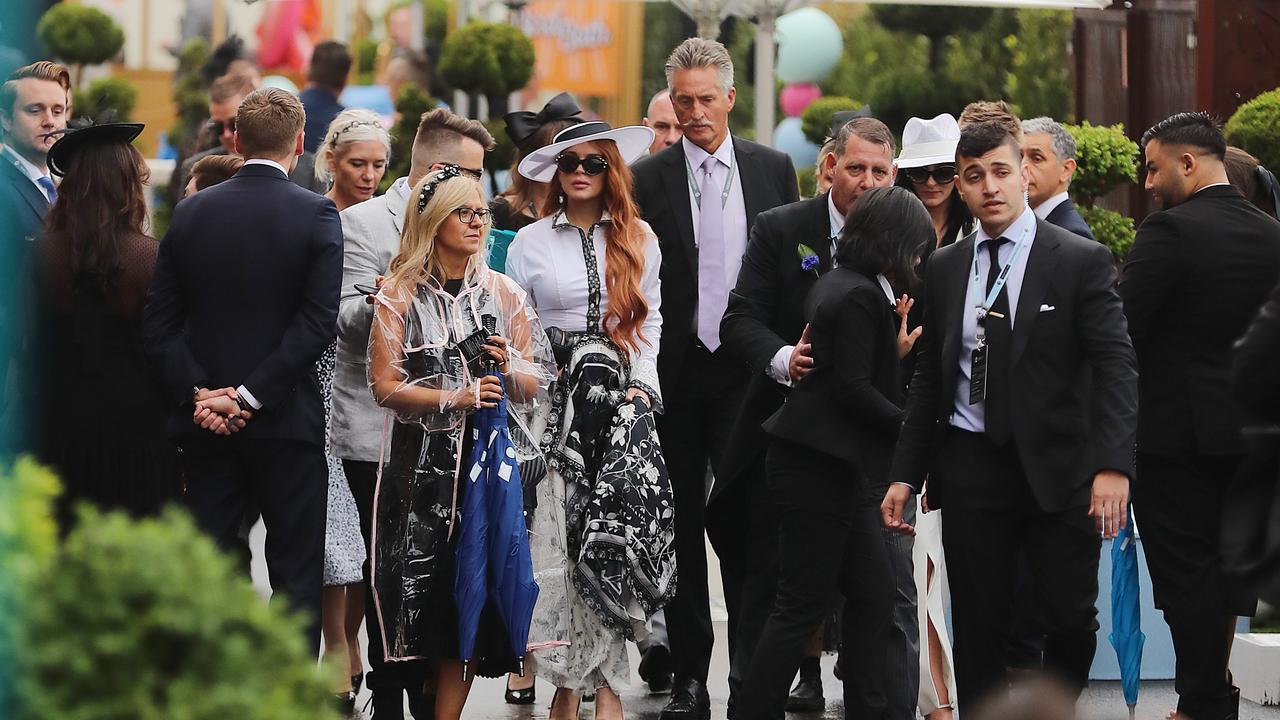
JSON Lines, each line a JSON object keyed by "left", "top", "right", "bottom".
{"left": 643, "top": 90, "right": 681, "bottom": 154}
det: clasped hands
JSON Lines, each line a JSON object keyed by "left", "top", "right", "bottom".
{"left": 193, "top": 387, "right": 252, "bottom": 436}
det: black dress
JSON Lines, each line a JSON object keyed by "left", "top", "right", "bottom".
{"left": 33, "top": 230, "right": 181, "bottom": 523}
{"left": 490, "top": 196, "right": 537, "bottom": 233}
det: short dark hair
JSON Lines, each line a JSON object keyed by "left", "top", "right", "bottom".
{"left": 308, "top": 41, "right": 353, "bottom": 89}
{"left": 836, "top": 186, "right": 932, "bottom": 290}
{"left": 833, "top": 116, "right": 896, "bottom": 160}
{"left": 1141, "top": 111, "right": 1226, "bottom": 160}
{"left": 957, "top": 120, "right": 1020, "bottom": 161}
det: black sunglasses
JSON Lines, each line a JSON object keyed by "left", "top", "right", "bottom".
{"left": 207, "top": 119, "right": 236, "bottom": 135}
{"left": 905, "top": 165, "right": 957, "bottom": 185}
{"left": 555, "top": 153, "right": 609, "bottom": 176}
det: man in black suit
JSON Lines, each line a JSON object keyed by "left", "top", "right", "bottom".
{"left": 0, "top": 60, "right": 69, "bottom": 452}
{"left": 631, "top": 37, "right": 799, "bottom": 720}
{"left": 1121, "top": 112, "right": 1280, "bottom": 720}
{"left": 881, "top": 120, "right": 1138, "bottom": 710}
{"left": 1021, "top": 117, "right": 1094, "bottom": 241}
{"left": 720, "top": 116, "right": 916, "bottom": 718}
{"left": 143, "top": 87, "right": 342, "bottom": 653}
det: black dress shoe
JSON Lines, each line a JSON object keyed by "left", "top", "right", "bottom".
{"left": 505, "top": 676, "right": 537, "bottom": 705}
{"left": 661, "top": 678, "right": 711, "bottom": 720}
{"left": 639, "top": 645, "right": 674, "bottom": 693}
{"left": 785, "top": 675, "right": 825, "bottom": 712}
{"left": 333, "top": 690, "right": 357, "bottom": 716}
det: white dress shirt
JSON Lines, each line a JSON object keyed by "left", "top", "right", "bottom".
{"left": 951, "top": 205, "right": 1037, "bottom": 433}
{"left": 4, "top": 145, "right": 53, "bottom": 199}
{"left": 505, "top": 210, "right": 665, "bottom": 400}
{"left": 1032, "top": 190, "right": 1070, "bottom": 221}
{"left": 766, "top": 192, "right": 846, "bottom": 386}
{"left": 683, "top": 134, "right": 747, "bottom": 293}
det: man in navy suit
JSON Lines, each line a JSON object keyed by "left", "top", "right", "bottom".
{"left": 1022, "top": 117, "right": 1095, "bottom": 241}
{"left": 143, "top": 87, "right": 342, "bottom": 652}
{"left": 0, "top": 60, "right": 69, "bottom": 453}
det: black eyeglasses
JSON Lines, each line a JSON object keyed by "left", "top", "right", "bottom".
{"left": 554, "top": 153, "right": 609, "bottom": 176}
{"left": 208, "top": 119, "right": 236, "bottom": 135}
{"left": 454, "top": 207, "right": 491, "bottom": 224}
{"left": 905, "top": 165, "right": 957, "bottom": 185}
{"left": 434, "top": 163, "right": 484, "bottom": 181}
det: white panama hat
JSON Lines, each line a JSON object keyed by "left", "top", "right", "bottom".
{"left": 895, "top": 113, "right": 961, "bottom": 169}
{"left": 517, "top": 121, "right": 655, "bottom": 183}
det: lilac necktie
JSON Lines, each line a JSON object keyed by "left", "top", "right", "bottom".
{"left": 696, "top": 155, "right": 726, "bottom": 351}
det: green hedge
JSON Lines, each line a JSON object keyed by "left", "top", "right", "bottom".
{"left": 800, "top": 96, "right": 864, "bottom": 147}
{"left": 1079, "top": 204, "right": 1135, "bottom": 261}
{"left": 1225, "top": 87, "right": 1280, "bottom": 173}
{"left": 1065, "top": 121, "right": 1138, "bottom": 203}
{"left": 72, "top": 76, "right": 137, "bottom": 123}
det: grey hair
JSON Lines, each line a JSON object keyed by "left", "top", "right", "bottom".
{"left": 315, "top": 108, "right": 392, "bottom": 186}
{"left": 664, "top": 38, "right": 734, "bottom": 94}
{"left": 1021, "top": 116, "right": 1076, "bottom": 162}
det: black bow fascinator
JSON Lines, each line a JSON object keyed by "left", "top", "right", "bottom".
{"left": 417, "top": 164, "right": 462, "bottom": 214}
{"left": 826, "top": 105, "right": 875, "bottom": 144}
{"left": 503, "top": 92, "right": 583, "bottom": 152}
{"left": 46, "top": 112, "right": 144, "bottom": 178}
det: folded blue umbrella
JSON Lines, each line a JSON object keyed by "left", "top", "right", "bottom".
{"left": 454, "top": 382, "right": 496, "bottom": 681}
{"left": 1109, "top": 504, "right": 1145, "bottom": 718}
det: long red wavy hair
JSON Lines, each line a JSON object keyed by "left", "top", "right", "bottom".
{"left": 542, "top": 140, "right": 649, "bottom": 356}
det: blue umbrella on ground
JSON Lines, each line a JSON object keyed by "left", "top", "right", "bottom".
{"left": 454, "top": 382, "right": 496, "bottom": 681}
{"left": 482, "top": 375, "right": 539, "bottom": 676}
{"left": 1109, "top": 504, "right": 1145, "bottom": 719}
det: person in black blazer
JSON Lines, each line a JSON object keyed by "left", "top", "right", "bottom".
{"left": 1022, "top": 117, "right": 1094, "bottom": 241}
{"left": 630, "top": 38, "right": 798, "bottom": 720}
{"left": 738, "top": 187, "right": 929, "bottom": 720}
{"left": 143, "top": 88, "right": 342, "bottom": 653}
{"left": 881, "top": 120, "right": 1138, "bottom": 710}
{"left": 0, "top": 61, "right": 70, "bottom": 452}
{"left": 719, "top": 117, "right": 917, "bottom": 718}
{"left": 1120, "top": 112, "right": 1280, "bottom": 720}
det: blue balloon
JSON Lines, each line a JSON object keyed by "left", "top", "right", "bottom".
{"left": 774, "top": 117, "right": 819, "bottom": 169}
{"left": 776, "top": 8, "right": 844, "bottom": 85}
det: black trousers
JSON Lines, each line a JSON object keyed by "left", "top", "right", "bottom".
{"left": 344, "top": 459, "right": 429, "bottom": 709}
{"left": 867, "top": 480, "right": 920, "bottom": 720}
{"left": 936, "top": 429, "right": 1100, "bottom": 710}
{"left": 1134, "top": 451, "right": 1254, "bottom": 720}
{"left": 726, "top": 462, "right": 779, "bottom": 699}
{"left": 658, "top": 342, "right": 751, "bottom": 685}
{"left": 181, "top": 435, "right": 327, "bottom": 655}
{"left": 740, "top": 440, "right": 894, "bottom": 720}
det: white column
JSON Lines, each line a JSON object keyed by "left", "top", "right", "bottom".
{"left": 754, "top": 11, "right": 776, "bottom": 146}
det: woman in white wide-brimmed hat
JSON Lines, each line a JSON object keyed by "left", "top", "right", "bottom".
{"left": 506, "top": 120, "right": 677, "bottom": 720}
{"left": 894, "top": 113, "right": 973, "bottom": 251}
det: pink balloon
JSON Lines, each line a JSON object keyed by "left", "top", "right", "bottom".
{"left": 780, "top": 84, "right": 823, "bottom": 118}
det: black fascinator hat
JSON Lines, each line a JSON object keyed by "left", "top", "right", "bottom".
{"left": 47, "top": 119, "right": 144, "bottom": 178}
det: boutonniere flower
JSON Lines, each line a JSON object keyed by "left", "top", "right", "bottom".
{"left": 796, "top": 243, "right": 820, "bottom": 275}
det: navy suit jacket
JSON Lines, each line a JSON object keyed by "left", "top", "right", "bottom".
{"left": 1044, "top": 197, "right": 1095, "bottom": 241}
{"left": 142, "top": 163, "right": 343, "bottom": 444}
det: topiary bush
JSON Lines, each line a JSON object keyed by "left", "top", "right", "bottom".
{"left": 800, "top": 96, "right": 864, "bottom": 146}
{"left": 1065, "top": 121, "right": 1139, "bottom": 261}
{"left": 72, "top": 75, "right": 138, "bottom": 123}
{"left": 16, "top": 503, "right": 341, "bottom": 720}
{"left": 1065, "top": 121, "right": 1139, "bottom": 203}
{"left": 439, "top": 21, "right": 535, "bottom": 109}
{"left": 1078, "top": 204, "right": 1136, "bottom": 262}
{"left": 1225, "top": 87, "right": 1280, "bottom": 174}
{"left": 36, "top": 4, "right": 125, "bottom": 89}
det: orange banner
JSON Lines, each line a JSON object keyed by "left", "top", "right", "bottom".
{"left": 518, "top": 0, "right": 624, "bottom": 98}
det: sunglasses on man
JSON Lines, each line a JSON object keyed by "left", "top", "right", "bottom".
{"left": 207, "top": 119, "right": 236, "bottom": 136}
{"left": 554, "top": 152, "right": 609, "bottom": 176}
{"left": 905, "top": 165, "right": 957, "bottom": 185}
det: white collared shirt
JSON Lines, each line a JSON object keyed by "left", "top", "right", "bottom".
{"left": 1032, "top": 190, "right": 1070, "bottom": 221}
{"left": 4, "top": 145, "right": 53, "bottom": 199}
{"left": 243, "top": 157, "right": 289, "bottom": 177}
{"left": 682, "top": 134, "right": 747, "bottom": 292}
{"left": 951, "top": 205, "right": 1038, "bottom": 433}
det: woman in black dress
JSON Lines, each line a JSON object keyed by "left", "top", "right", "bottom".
{"left": 32, "top": 122, "right": 180, "bottom": 523}
{"left": 740, "top": 186, "right": 933, "bottom": 720}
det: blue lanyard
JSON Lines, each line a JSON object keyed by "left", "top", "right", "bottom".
{"left": 971, "top": 223, "right": 1032, "bottom": 337}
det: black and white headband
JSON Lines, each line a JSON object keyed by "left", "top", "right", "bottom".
{"left": 417, "top": 165, "right": 462, "bottom": 214}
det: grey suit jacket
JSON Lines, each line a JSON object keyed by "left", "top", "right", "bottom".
{"left": 329, "top": 176, "right": 409, "bottom": 461}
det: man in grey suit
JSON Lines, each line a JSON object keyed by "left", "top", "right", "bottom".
{"left": 331, "top": 107, "right": 493, "bottom": 718}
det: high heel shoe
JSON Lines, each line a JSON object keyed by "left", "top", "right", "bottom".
{"left": 352, "top": 672, "right": 365, "bottom": 696}
{"left": 505, "top": 675, "right": 537, "bottom": 705}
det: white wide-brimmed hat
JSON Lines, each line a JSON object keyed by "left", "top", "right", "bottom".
{"left": 517, "top": 121, "right": 655, "bottom": 183}
{"left": 895, "top": 113, "right": 961, "bottom": 169}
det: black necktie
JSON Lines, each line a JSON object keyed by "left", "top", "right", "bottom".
{"left": 983, "top": 237, "right": 1011, "bottom": 444}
